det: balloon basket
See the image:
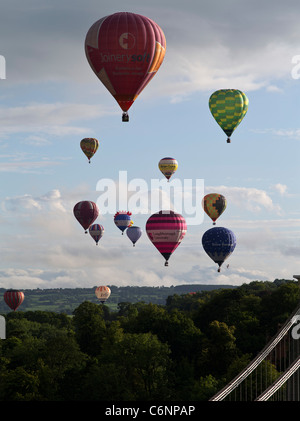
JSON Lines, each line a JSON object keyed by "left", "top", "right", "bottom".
{"left": 122, "top": 112, "right": 129, "bottom": 122}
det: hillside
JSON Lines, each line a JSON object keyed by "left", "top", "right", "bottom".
{"left": 0, "top": 284, "right": 235, "bottom": 314}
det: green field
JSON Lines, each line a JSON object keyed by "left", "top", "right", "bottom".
{"left": 0, "top": 284, "right": 235, "bottom": 314}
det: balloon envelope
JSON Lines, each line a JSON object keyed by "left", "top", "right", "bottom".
{"left": 146, "top": 210, "right": 187, "bottom": 266}
{"left": 85, "top": 12, "right": 166, "bottom": 116}
{"left": 73, "top": 201, "right": 99, "bottom": 233}
{"left": 89, "top": 223, "right": 104, "bottom": 245}
{"left": 114, "top": 211, "right": 132, "bottom": 234}
{"left": 202, "top": 226, "right": 236, "bottom": 271}
{"left": 203, "top": 193, "right": 227, "bottom": 224}
{"left": 80, "top": 138, "right": 99, "bottom": 163}
{"left": 95, "top": 286, "right": 111, "bottom": 303}
{"left": 4, "top": 289, "right": 25, "bottom": 311}
{"left": 209, "top": 89, "right": 248, "bottom": 142}
{"left": 126, "top": 226, "right": 142, "bottom": 246}
{"left": 158, "top": 157, "right": 178, "bottom": 181}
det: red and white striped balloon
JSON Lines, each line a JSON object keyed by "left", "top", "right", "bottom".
{"left": 95, "top": 286, "right": 111, "bottom": 303}
{"left": 4, "top": 289, "right": 25, "bottom": 311}
{"left": 145, "top": 210, "right": 187, "bottom": 266}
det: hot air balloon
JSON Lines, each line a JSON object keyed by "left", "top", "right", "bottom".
{"left": 114, "top": 211, "right": 132, "bottom": 234}
{"left": 126, "top": 226, "right": 142, "bottom": 246}
{"left": 146, "top": 210, "right": 187, "bottom": 266}
{"left": 85, "top": 12, "right": 166, "bottom": 122}
{"left": 89, "top": 223, "right": 104, "bottom": 245}
{"left": 203, "top": 193, "right": 227, "bottom": 225}
{"left": 80, "top": 138, "right": 99, "bottom": 163}
{"left": 158, "top": 157, "right": 178, "bottom": 181}
{"left": 209, "top": 89, "right": 248, "bottom": 143}
{"left": 202, "top": 226, "right": 236, "bottom": 272}
{"left": 4, "top": 289, "right": 25, "bottom": 311}
{"left": 95, "top": 286, "right": 111, "bottom": 304}
{"left": 73, "top": 201, "right": 99, "bottom": 233}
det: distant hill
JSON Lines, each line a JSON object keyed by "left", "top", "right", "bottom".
{"left": 0, "top": 284, "right": 236, "bottom": 314}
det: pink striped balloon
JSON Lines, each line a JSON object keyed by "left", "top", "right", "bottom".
{"left": 146, "top": 210, "right": 187, "bottom": 266}
{"left": 4, "top": 289, "right": 25, "bottom": 311}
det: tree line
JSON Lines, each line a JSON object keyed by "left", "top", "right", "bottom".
{"left": 0, "top": 279, "right": 299, "bottom": 401}
{"left": 0, "top": 284, "right": 234, "bottom": 314}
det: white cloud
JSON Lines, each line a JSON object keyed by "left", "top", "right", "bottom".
{"left": 273, "top": 183, "right": 288, "bottom": 195}
{"left": 252, "top": 128, "right": 300, "bottom": 141}
{"left": 0, "top": 103, "right": 116, "bottom": 140}
{"left": 205, "top": 185, "right": 282, "bottom": 214}
{"left": 21, "top": 135, "right": 51, "bottom": 146}
{"left": 0, "top": 160, "right": 61, "bottom": 173}
{"left": 1, "top": 1, "right": 300, "bottom": 99}
{"left": 266, "top": 85, "right": 283, "bottom": 93}
{"left": 3, "top": 189, "right": 67, "bottom": 213}
{"left": 1, "top": 1, "right": 300, "bottom": 290}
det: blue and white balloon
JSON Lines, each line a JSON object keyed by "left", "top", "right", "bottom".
{"left": 202, "top": 226, "right": 236, "bottom": 272}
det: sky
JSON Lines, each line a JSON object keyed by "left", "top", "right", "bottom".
{"left": 1, "top": 0, "right": 300, "bottom": 290}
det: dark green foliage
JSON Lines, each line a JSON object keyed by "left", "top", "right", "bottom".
{"left": 0, "top": 279, "right": 298, "bottom": 401}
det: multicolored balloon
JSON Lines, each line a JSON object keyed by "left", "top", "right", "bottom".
{"left": 158, "top": 157, "right": 178, "bottom": 181}
{"left": 209, "top": 89, "right": 248, "bottom": 143}
{"left": 85, "top": 12, "right": 166, "bottom": 121}
{"left": 146, "top": 210, "right": 187, "bottom": 266}
{"left": 73, "top": 201, "right": 99, "bottom": 233}
{"left": 126, "top": 226, "right": 142, "bottom": 246}
{"left": 95, "top": 286, "right": 111, "bottom": 304}
{"left": 89, "top": 223, "right": 104, "bottom": 245}
{"left": 202, "top": 226, "right": 236, "bottom": 272}
{"left": 114, "top": 211, "right": 132, "bottom": 234}
{"left": 80, "top": 138, "right": 99, "bottom": 163}
{"left": 4, "top": 289, "right": 25, "bottom": 311}
{"left": 203, "top": 193, "right": 227, "bottom": 225}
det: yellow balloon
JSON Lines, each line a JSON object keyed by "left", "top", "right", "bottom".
{"left": 80, "top": 138, "right": 99, "bottom": 163}
{"left": 158, "top": 157, "right": 178, "bottom": 181}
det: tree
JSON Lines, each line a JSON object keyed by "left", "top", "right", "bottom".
{"left": 115, "top": 332, "right": 172, "bottom": 400}
{"left": 0, "top": 366, "right": 40, "bottom": 400}
{"left": 72, "top": 301, "right": 107, "bottom": 356}
{"left": 39, "top": 331, "right": 88, "bottom": 400}
{"left": 260, "top": 283, "right": 300, "bottom": 334}
{"left": 192, "top": 374, "right": 219, "bottom": 401}
{"left": 202, "top": 320, "right": 238, "bottom": 376}
{"left": 83, "top": 332, "right": 172, "bottom": 400}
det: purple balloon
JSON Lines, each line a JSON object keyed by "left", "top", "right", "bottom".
{"left": 126, "top": 226, "right": 142, "bottom": 246}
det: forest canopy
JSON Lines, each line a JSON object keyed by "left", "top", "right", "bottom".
{"left": 0, "top": 279, "right": 299, "bottom": 401}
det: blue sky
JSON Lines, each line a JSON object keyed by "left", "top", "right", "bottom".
{"left": 1, "top": 0, "right": 300, "bottom": 289}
